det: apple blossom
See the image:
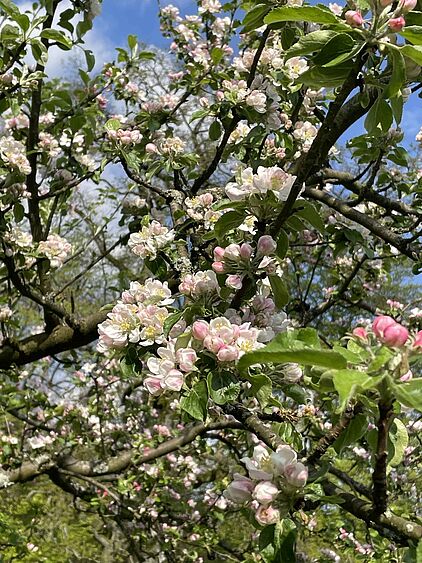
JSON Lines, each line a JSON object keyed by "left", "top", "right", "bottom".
{"left": 345, "top": 10, "right": 364, "bottom": 27}
{"left": 224, "top": 474, "right": 255, "bottom": 502}
{"left": 255, "top": 505, "right": 280, "bottom": 526}
{"left": 388, "top": 17, "right": 405, "bottom": 31}
{"left": 284, "top": 462, "right": 308, "bottom": 488}
{"left": 252, "top": 481, "right": 279, "bottom": 506}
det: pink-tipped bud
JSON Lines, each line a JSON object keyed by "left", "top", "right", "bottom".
{"left": 224, "top": 474, "right": 255, "bottom": 503}
{"left": 203, "top": 335, "right": 225, "bottom": 354}
{"left": 213, "top": 246, "right": 225, "bottom": 261}
{"left": 145, "top": 143, "right": 158, "bottom": 153}
{"left": 381, "top": 323, "right": 409, "bottom": 347}
{"left": 352, "top": 327, "right": 368, "bottom": 341}
{"left": 345, "top": 10, "right": 364, "bottom": 26}
{"left": 217, "top": 345, "right": 239, "bottom": 362}
{"left": 212, "top": 261, "right": 225, "bottom": 273}
{"left": 240, "top": 243, "right": 253, "bottom": 260}
{"left": 413, "top": 330, "right": 422, "bottom": 350}
{"left": 388, "top": 16, "right": 405, "bottom": 31}
{"left": 372, "top": 315, "right": 397, "bottom": 338}
{"left": 400, "top": 370, "right": 413, "bottom": 382}
{"left": 226, "top": 274, "right": 243, "bottom": 290}
{"left": 284, "top": 462, "right": 308, "bottom": 488}
{"left": 257, "top": 235, "right": 277, "bottom": 257}
{"left": 192, "top": 320, "right": 209, "bottom": 340}
{"left": 399, "top": 0, "right": 417, "bottom": 14}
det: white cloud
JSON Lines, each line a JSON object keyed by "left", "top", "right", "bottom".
{"left": 16, "top": 0, "right": 114, "bottom": 78}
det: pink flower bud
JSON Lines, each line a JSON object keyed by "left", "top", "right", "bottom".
{"left": 198, "top": 193, "right": 213, "bottom": 206}
{"left": 381, "top": 323, "right": 409, "bottom": 347}
{"left": 255, "top": 505, "right": 280, "bottom": 526}
{"left": 240, "top": 243, "right": 253, "bottom": 260}
{"left": 284, "top": 462, "right": 308, "bottom": 488}
{"left": 145, "top": 143, "right": 158, "bottom": 153}
{"left": 252, "top": 481, "right": 279, "bottom": 506}
{"left": 400, "top": 370, "right": 413, "bottom": 382}
{"left": 212, "top": 261, "right": 225, "bottom": 273}
{"left": 224, "top": 474, "right": 254, "bottom": 503}
{"left": 217, "top": 345, "right": 239, "bottom": 362}
{"left": 213, "top": 246, "right": 225, "bottom": 261}
{"left": 399, "top": 0, "right": 417, "bottom": 13}
{"left": 413, "top": 330, "right": 422, "bottom": 349}
{"left": 203, "top": 335, "right": 225, "bottom": 353}
{"left": 224, "top": 244, "right": 241, "bottom": 261}
{"left": 192, "top": 320, "right": 209, "bottom": 340}
{"left": 372, "top": 315, "right": 397, "bottom": 338}
{"left": 352, "top": 327, "right": 368, "bottom": 341}
{"left": 345, "top": 10, "right": 364, "bottom": 26}
{"left": 257, "top": 235, "right": 277, "bottom": 256}
{"left": 226, "top": 274, "right": 243, "bottom": 290}
{"left": 388, "top": 16, "right": 405, "bottom": 31}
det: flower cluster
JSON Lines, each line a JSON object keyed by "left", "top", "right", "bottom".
{"left": 192, "top": 317, "right": 264, "bottom": 362}
{"left": 179, "top": 270, "right": 220, "bottom": 299}
{"left": 97, "top": 280, "right": 174, "bottom": 352}
{"left": 212, "top": 237, "right": 278, "bottom": 289}
{"left": 224, "top": 445, "right": 308, "bottom": 525}
{"left": 0, "top": 136, "right": 31, "bottom": 175}
{"left": 128, "top": 220, "right": 175, "bottom": 260}
{"left": 38, "top": 234, "right": 72, "bottom": 268}
{"left": 225, "top": 166, "right": 297, "bottom": 202}
{"left": 144, "top": 340, "right": 197, "bottom": 395}
{"left": 353, "top": 315, "right": 422, "bottom": 350}
{"left": 107, "top": 128, "right": 142, "bottom": 145}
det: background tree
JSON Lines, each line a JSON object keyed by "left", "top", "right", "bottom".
{"left": 0, "top": 0, "right": 421, "bottom": 560}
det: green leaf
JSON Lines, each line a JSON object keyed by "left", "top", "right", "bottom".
{"left": 163, "top": 310, "right": 184, "bottom": 338}
{"left": 211, "top": 47, "right": 224, "bottom": 65}
{"left": 128, "top": 34, "right": 137, "bottom": 50}
{"left": 313, "top": 33, "right": 354, "bottom": 66}
{"left": 259, "top": 525, "right": 275, "bottom": 551}
{"left": 84, "top": 49, "right": 95, "bottom": 72}
{"left": 333, "top": 413, "right": 367, "bottom": 453}
{"left": 13, "top": 202, "right": 24, "bottom": 223}
{"left": 393, "top": 379, "right": 422, "bottom": 411}
{"left": 384, "top": 46, "right": 406, "bottom": 100}
{"left": 0, "top": 0, "right": 20, "bottom": 18}
{"left": 214, "top": 210, "right": 245, "bottom": 240}
{"left": 294, "top": 200, "right": 325, "bottom": 232}
{"left": 364, "top": 98, "right": 393, "bottom": 134}
{"left": 331, "top": 369, "right": 382, "bottom": 411}
{"left": 406, "top": 11, "right": 422, "bottom": 26}
{"left": 242, "top": 3, "right": 271, "bottom": 33}
{"left": 209, "top": 120, "right": 222, "bottom": 141}
{"left": 238, "top": 331, "right": 347, "bottom": 373}
{"left": 269, "top": 275, "right": 290, "bottom": 308}
{"left": 180, "top": 380, "right": 208, "bottom": 421}
{"left": 400, "top": 44, "right": 422, "bottom": 66}
{"left": 207, "top": 372, "right": 240, "bottom": 405}
{"left": 285, "top": 30, "right": 338, "bottom": 60}
{"left": 247, "top": 374, "right": 272, "bottom": 408}
{"left": 265, "top": 5, "right": 339, "bottom": 25}
{"left": 298, "top": 63, "right": 351, "bottom": 88}
{"left": 40, "top": 28, "right": 72, "bottom": 49}
{"left": 105, "top": 118, "right": 121, "bottom": 131}
{"left": 388, "top": 418, "right": 408, "bottom": 467}
{"left": 276, "top": 229, "right": 289, "bottom": 260}
{"left": 399, "top": 26, "right": 422, "bottom": 45}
